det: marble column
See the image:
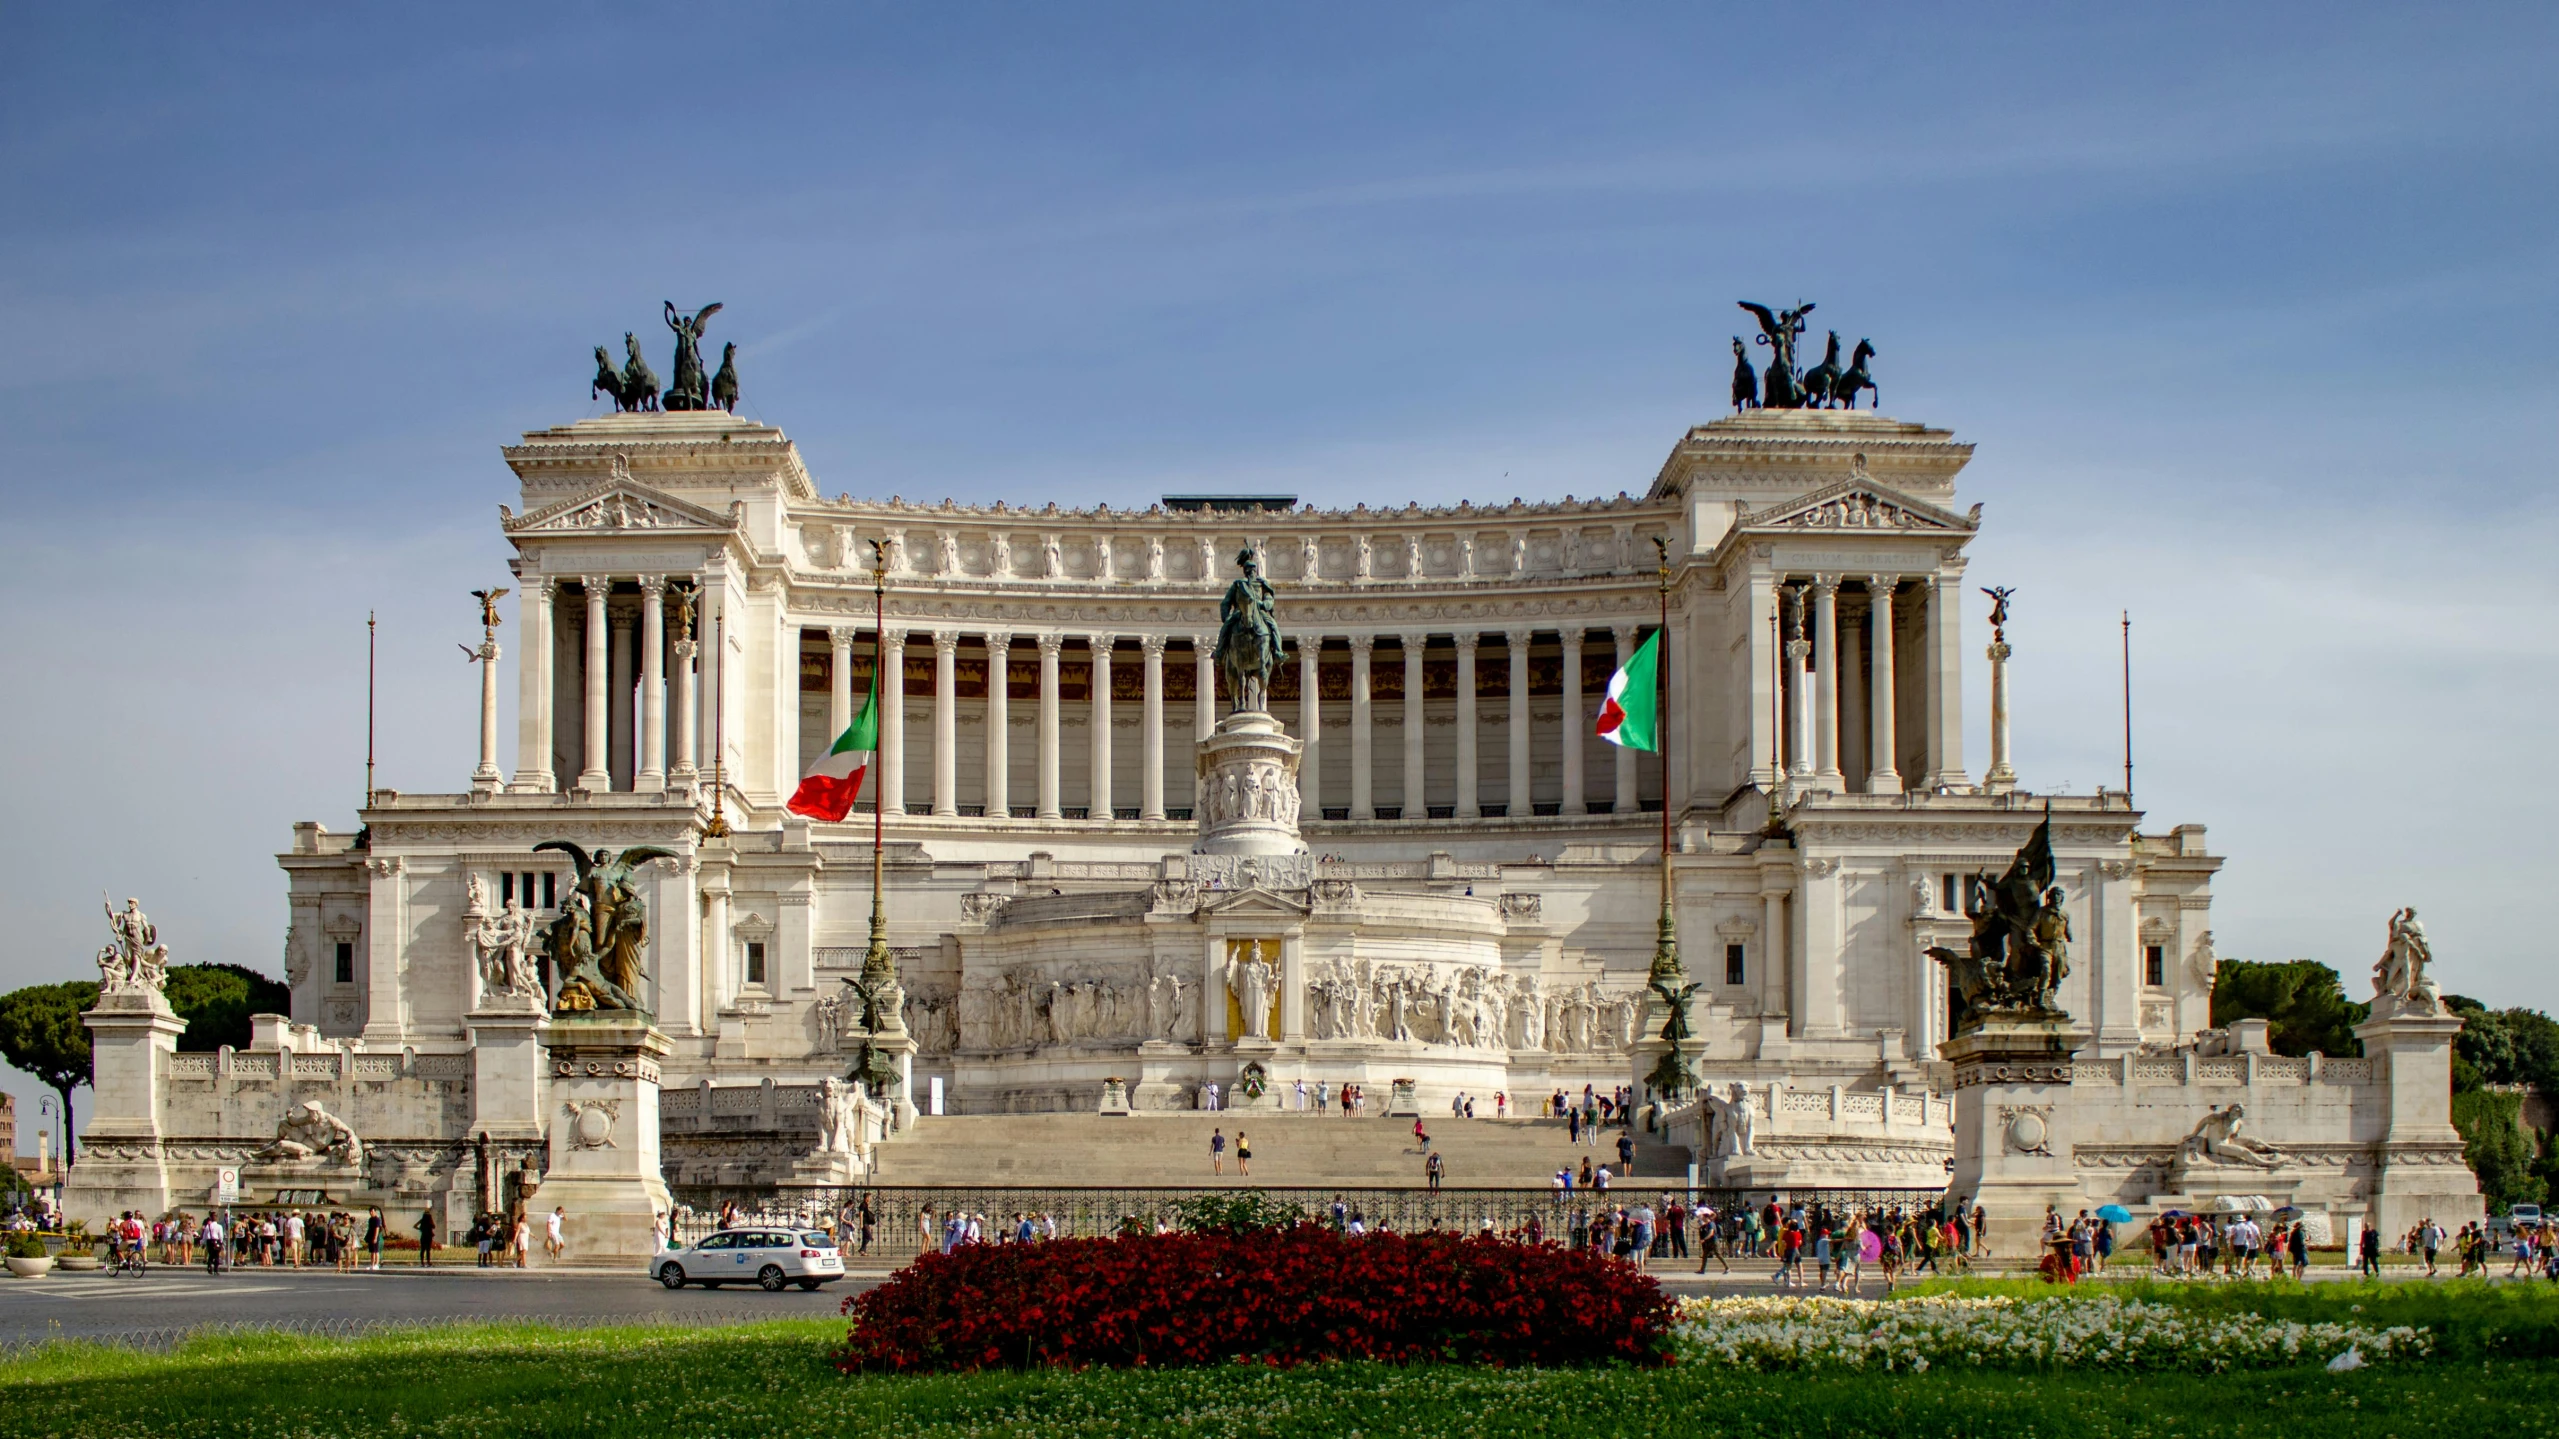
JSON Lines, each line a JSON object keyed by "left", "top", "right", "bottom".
{"left": 1985, "top": 633, "right": 2017, "bottom": 793}
{"left": 578, "top": 576, "right": 611, "bottom": 791}
{"left": 879, "top": 629, "right": 907, "bottom": 815}
{"left": 932, "top": 630, "right": 960, "bottom": 817}
{"left": 985, "top": 631, "right": 1012, "bottom": 818}
{"left": 1140, "top": 635, "right": 1166, "bottom": 820}
{"left": 1036, "top": 633, "right": 1063, "bottom": 819}
{"left": 1785, "top": 588, "right": 1813, "bottom": 780}
{"left": 670, "top": 632, "right": 699, "bottom": 782}
{"left": 1840, "top": 601, "right": 1868, "bottom": 787}
{"left": 1193, "top": 635, "right": 1216, "bottom": 816}
{"left": 637, "top": 577, "right": 667, "bottom": 791}
{"left": 472, "top": 625, "right": 503, "bottom": 793}
{"left": 1927, "top": 571, "right": 1969, "bottom": 788}
{"left": 1348, "top": 635, "right": 1374, "bottom": 820}
{"left": 1505, "top": 628, "right": 1532, "bottom": 816}
{"left": 510, "top": 577, "right": 557, "bottom": 793}
{"left": 1300, "top": 636, "right": 1324, "bottom": 817}
{"left": 1610, "top": 624, "right": 1639, "bottom": 814}
{"left": 1867, "top": 577, "right": 1902, "bottom": 794}
{"left": 1400, "top": 634, "right": 1426, "bottom": 819}
{"left": 1454, "top": 633, "right": 1480, "bottom": 818}
{"left": 1560, "top": 628, "right": 1586, "bottom": 814}
{"left": 1812, "top": 577, "right": 1843, "bottom": 790}
{"left": 828, "top": 626, "right": 858, "bottom": 741}
{"left": 608, "top": 602, "right": 635, "bottom": 790}
{"left": 1088, "top": 635, "right": 1114, "bottom": 820}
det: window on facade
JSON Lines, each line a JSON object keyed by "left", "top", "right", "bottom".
{"left": 541, "top": 872, "right": 557, "bottom": 908}
{"left": 2144, "top": 944, "right": 2166, "bottom": 987}
{"left": 500, "top": 872, "right": 514, "bottom": 906}
{"left": 1942, "top": 874, "right": 1961, "bottom": 914}
{"left": 746, "top": 941, "right": 767, "bottom": 987}
{"left": 333, "top": 942, "right": 354, "bottom": 985}
{"left": 1724, "top": 942, "right": 1746, "bottom": 986}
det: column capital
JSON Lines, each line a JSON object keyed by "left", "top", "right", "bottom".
{"left": 1611, "top": 621, "right": 1639, "bottom": 645}
{"left": 1811, "top": 574, "right": 1841, "bottom": 595}
{"left": 1866, "top": 573, "right": 1901, "bottom": 594}
{"left": 828, "top": 625, "right": 862, "bottom": 650}
{"left": 881, "top": 625, "right": 908, "bottom": 646}
{"left": 933, "top": 630, "right": 960, "bottom": 655}
{"left": 1452, "top": 631, "right": 1479, "bottom": 654}
{"left": 637, "top": 573, "right": 668, "bottom": 597}
{"left": 1559, "top": 627, "right": 1584, "bottom": 651}
{"left": 1192, "top": 633, "right": 1215, "bottom": 654}
{"left": 1398, "top": 631, "right": 1429, "bottom": 650}
{"left": 985, "top": 629, "right": 1013, "bottom": 652}
{"left": 1140, "top": 633, "right": 1167, "bottom": 658}
{"left": 1348, "top": 633, "right": 1375, "bottom": 655}
{"left": 527, "top": 575, "right": 558, "bottom": 599}
{"left": 1038, "top": 632, "right": 1066, "bottom": 657}
{"left": 1503, "top": 626, "right": 1533, "bottom": 647}
{"left": 670, "top": 638, "right": 698, "bottom": 660}
{"left": 579, "top": 574, "right": 612, "bottom": 594}
{"left": 1086, "top": 632, "right": 1116, "bottom": 654}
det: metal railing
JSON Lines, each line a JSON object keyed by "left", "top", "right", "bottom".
{"left": 664, "top": 1183, "right": 1953, "bottom": 1257}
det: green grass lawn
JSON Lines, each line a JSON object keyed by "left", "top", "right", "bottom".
{"left": 3, "top": 1285, "right": 2554, "bottom": 1438}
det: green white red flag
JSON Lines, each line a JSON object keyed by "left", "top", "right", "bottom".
{"left": 788, "top": 669, "right": 879, "bottom": 821}
{"left": 1595, "top": 630, "right": 1659, "bottom": 752}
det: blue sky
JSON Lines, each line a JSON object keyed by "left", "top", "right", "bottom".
{"left": 4, "top": 5, "right": 2555, "bottom": 1147}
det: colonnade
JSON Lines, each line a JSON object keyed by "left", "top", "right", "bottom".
{"left": 821, "top": 628, "right": 1656, "bottom": 823}
{"left": 1772, "top": 572, "right": 1964, "bottom": 794}
{"left": 509, "top": 574, "right": 700, "bottom": 795}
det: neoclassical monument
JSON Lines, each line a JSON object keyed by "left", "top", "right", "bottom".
{"left": 66, "top": 340, "right": 2470, "bottom": 1238}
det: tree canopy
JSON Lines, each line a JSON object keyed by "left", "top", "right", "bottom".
{"left": 0, "top": 980, "right": 99, "bottom": 1163}
{"left": 162, "top": 962, "right": 291, "bottom": 1053}
{"left": 2208, "top": 958, "right": 2369, "bottom": 1057}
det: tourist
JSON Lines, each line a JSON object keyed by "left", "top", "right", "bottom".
{"left": 1494, "top": 1091, "right": 1507, "bottom": 1118}
{"left": 513, "top": 1211, "right": 531, "bottom": 1268}
{"left": 1425, "top": 1150, "right": 1445, "bottom": 1193}
{"left": 1330, "top": 1195, "right": 1348, "bottom": 1230}
{"left": 2359, "top": 1220, "right": 2383, "bottom": 1278}
{"left": 1554, "top": 1167, "right": 1570, "bottom": 1194}
{"left": 1204, "top": 1081, "right": 1221, "bottom": 1112}
{"left": 1235, "top": 1130, "right": 1253, "bottom": 1176}
{"left": 201, "top": 1213, "right": 225, "bottom": 1274}
{"left": 1593, "top": 1164, "right": 1611, "bottom": 1192}
{"left": 414, "top": 1208, "right": 437, "bottom": 1266}
{"left": 1577, "top": 1156, "right": 1593, "bottom": 1189}
{"left": 547, "top": 1205, "right": 568, "bottom": 1262}
{"left": 2422, "top": 1217, "right": 2444, "bottom": 1275}
{"left": 1629, "top": 1201, "right": 1655, "bottom": 1272}
{"left": 859, "top": 1195, "right": 878, "bottom": 1256}
{"left": 2287, "top": 1219, "right": 2309, "bottom": 1280}
{"left": 363, "top": 1208, "right": 383, "bottom": 1270}
{"left": 473, "top": 1213, "right": 493, "bottom": 1267}
{"left": 1663, "top": 1197, "right": 1688, "bottom": 1260}
{"left": 1316, "top": 1080, "right": 1331, "bottom": 1114}
{"left": 1294, "top": 1079, "right": 1307, "bottom": 1112}
{"left": 1210, "top": 1127, "right": 1227, "bottom": 1175}
{"left": 1566, "top": 1107, "right": 1581, "bottom": 1145}
{"left": 1347, "top": 1208, "right": 1367, "bottom": 1235}
{"left": 918, "top": 1204, "right": 937, "bottom": 1253}
{"left": 1879, "top": 1224, "right": 1903, "bottom": 1293}
{"left": 1413, "top": 1118, "right": 1430, "bottom": 1154}
{"left": 1698, "top": 1208, "right": 1730, "bottom": 1275}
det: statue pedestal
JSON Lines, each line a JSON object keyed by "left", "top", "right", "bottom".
{"left": 62, "top": 991, "right": 185, "bottom": 1223}
{"left": 2354, "top": 1002, "right": 2482, "bottom": 1235}
{"left": 1131, "top": 1042, "right": 1192, "bottom": 1112}
{"left": 526, "top": 1016, "right": 673, "bottom": 1266}
{"left": 467, "top": 1003, "right": 551, "bottom": 1142}
{"left": 1195, "top": 710, "right": 1305, "bottom": 858}
{"left": 1943, "top": 1018, "right": 2086, "bottom": 1256}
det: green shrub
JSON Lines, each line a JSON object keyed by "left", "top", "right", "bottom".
{"left": 5, "top": 1230, "right": 48, "bottom": 1260}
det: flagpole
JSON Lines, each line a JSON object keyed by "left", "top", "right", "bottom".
{"left": 1649, "top": 537, "right": 1679, "bottom": 986}
{"left": 2121, "top": 610, "right": 2134, "bottom": 804}
{"left": 866, "top": 539, "right": 890, "bottom": 977}
{"left": 364, "top": 611, "right": 377, "bottom": 811}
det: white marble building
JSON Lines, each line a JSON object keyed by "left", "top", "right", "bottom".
{"left": 258, "top": 403, "right": 2223, "bottom": 1147}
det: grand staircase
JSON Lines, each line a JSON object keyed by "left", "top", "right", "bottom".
{"left": 872, "top": 1112, "right": 1694, "bottom": 1189}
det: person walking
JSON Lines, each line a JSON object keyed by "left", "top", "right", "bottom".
{"left": 2359, "top": 1220, "right": 2383, "bottom": 1278}
{"left": 414, "top": 1208, "right": 437, "bottom": 1267}
{"left": 364, "top": 1208, "right": 384, "bottom": 1270}
{"left": 2422, "top": 1217, "right": 2443, "bottom": 1276}
{"left": 1235, "top": 1130, "right": 1253, "bottom": 1177}
{"left": 513, "top": 1211, "right": 531, "bottom": 1269}
{"left": 1425, "top": 1150, "right": 1445, "bottom": 1193}
{"left": 1413, "top": 1118, "right": 1430, "bottom": 1154}
{"left": 858, "top": 1195, "right": 877, "bottom": 1257}
{"left": 1210, "top": 1128, "right": 1227, "bottom": 1176}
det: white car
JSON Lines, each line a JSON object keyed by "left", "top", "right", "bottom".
{"left": 654, "top": 1228, "right": 844, "bottom": 1291}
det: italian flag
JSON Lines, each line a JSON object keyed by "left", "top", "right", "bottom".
{"left": 788, "top": 669, "right": 879, "bottom": 822}
{"left": 1595, "top": 629, "right": 1659, "bottom": 752}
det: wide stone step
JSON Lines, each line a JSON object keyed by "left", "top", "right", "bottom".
{"left": 872, "top": 1114, "right": 1692, "bottom": 1186}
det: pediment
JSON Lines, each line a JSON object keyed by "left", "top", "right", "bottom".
{"left": 1196, "top": 886, "right": 1310, "bottom": 919}
{"left": 1738, "top": 478, "right": 1976, "bottom": 535}
{"left": 502, "top": 477, "right": 743, "bottom": 535}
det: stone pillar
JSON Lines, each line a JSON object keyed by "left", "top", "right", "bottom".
{"left": 1760, "top": 875, "right": 1791, "bottom": 1034}
{"left": 1400, "top": 634, "right": 1427, "bottom": 818}
{"left": 828, "top": 626, "right": 859, "bottom": 741}
{"left": 472, "top": 625, "right": 504, "bottom": 793}
{"left": 1088, "top": 635, "right": 1114, "bottom": 820}
{"left": 1839, "top": 601, "right": 1868, "bottom": 786}
{"left": 1140, "top": 635, "right": 1166, "bottom": 820}
{"left": 1348, "top": 636, "right": 1374, "bottom": 819}
{"left": 608, "top": 600, "right": 635, "bottom": 791}
{"left": 1943, "top": 1019, "right": 2088, "bottom": 1254}
{"left": 986, "top": 631, "right": 1013, "bottom": 819}
{"left": 1985, "top": 634, "right": 2017, "bottom": 793}
{"left": 637, "top": 576, "right": 667, "bottom": 792}
{"left": 933, "top": 630, "right": 960, "bottom": 817}
{"left": 1506, "top": 628, "right": 1532, "bottom": 816}
{"left": 2354, "top": 1002, "right": 2485, "bottom": 1234}
{"left": 670, "top": 629, "right": 699, "bottom": 783}
{"left": 2093, "top": 859, "right": 2141, "bottom": 1055}
{"left": 1280, "top": 932, "right": 1306, "bottom": 1041}
{"left": 1784, "top": 588, "right": 1812, "bottom": 780}
{"left": 1300, "top": 636, "right": 1324, "bottom": 817}
{"left": 510, "top": 577, "right": 557, "bottom": 793}
{"left": 360, "top": 855, "right": 408, "bottom": 1046}
{"left": 466, "top": 1002, "right": 550, "bottom": 1142}
{"left": 529, "top": 1018, "right": 674, "bottom": 1265}
{"left": 1561, "top": 628, "right": 1586, "bottom": 814}
{"left": 1812, "top": 578, "right": 1843, "bottom": 790}
{"left": 62, "top": 990, "right": 184, "bottom": 1222}
{"left": 699, "top": 872, "right": 732, "bottom": 1021}
{"left": 1927, "top": 570, "right": 1968, "bottom": 788}
{"left": 1611, "top": 624, "right": 1639, "bottom": 813}
{"left": 1454, "top": 632, "right": 1480, "bottom": 818}
{"left": 879, "top": 629, "right": 907, "bottom": 814}
{"left": 578, "top": 576, "right": 612, "bottom": 790}
{"left": 1867, "top": 576, "right": 1902, "bottom": 794}
{"left": 1194, "top": 635, "right": 1216, "bottom": 813}
{"left": 1037, "top": 633, "right": 1063, "bottom": 819}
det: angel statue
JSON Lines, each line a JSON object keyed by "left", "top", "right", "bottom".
{"left": 534, "top": 841, "right": 675, "bottom": 1014}
{"left": 660, "top": 301, "right": 724, "bottom": 411}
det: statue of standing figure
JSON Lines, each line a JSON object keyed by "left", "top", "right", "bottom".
{"left": 813, "top": 1077, "right": 863, "bottom": 1157}
{"left": 98, "top": 895, "right": 170, "bottom": 997}
{"left": 1738, "top": 301, "right": 1816, "bottom": 408}
{"left": 660, "top": 301, "right": 723, "bottom": 411}
{"left": 1226, "top": 952, "right": 1278, "bottom": 1040}
{"left": 1214, "top": 547, "right": 1283, "bottom": 714}
{"left": 2375, "top": 907, "right": 2444, "bottom": 1012}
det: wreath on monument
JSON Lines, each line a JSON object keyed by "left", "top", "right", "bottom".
{"left": 1238, "top": 1062, "right": 1270, "bottom": 1100}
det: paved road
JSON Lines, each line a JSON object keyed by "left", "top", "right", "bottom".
{"left": 0, "top": 1267, "right": 882, "bottom": 1347}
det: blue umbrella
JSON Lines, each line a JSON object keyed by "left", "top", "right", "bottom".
{"left": 2096, "top": 1204, "right": 2135, "bottom": 1223}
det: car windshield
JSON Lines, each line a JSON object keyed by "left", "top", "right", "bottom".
{"left": 801, "top": 1232, "right": 831, "bottom": 1247}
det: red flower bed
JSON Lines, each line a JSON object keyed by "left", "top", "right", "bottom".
{"left": 836, "top": 1228, "right": 1672, "bottom": 1372}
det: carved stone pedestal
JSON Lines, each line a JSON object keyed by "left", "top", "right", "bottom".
{"left": 62, "top": 990, "right": 186, "bottom": 1223}
{"left": 525, "top": 1016, "right": 673, "bottom": 1265}
{"left": 2354, "top": 1001, "right": 2483, "bottom": 1236}
{"left": 1195, "top": 710, "right": 1305, "bottom": 858}
{"left": 1096, "top": 1078, "right": 1133, "bottom": 1116}
{"left": 1130, "top": 1041, "right": 1193, "bottom": 1112}
{"left": 1943, "top": 1018, "right": 2086, "bottom": 1255}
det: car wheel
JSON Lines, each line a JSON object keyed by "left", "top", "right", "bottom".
{"left": 658, "top": 1264, "right": 686, "bottom": 1290}
{"left": 758, "top": 1265, "right": 787, "bottom": 1292}
{"left": 796, "top": 1278, "right": 822, "bottom": 1291}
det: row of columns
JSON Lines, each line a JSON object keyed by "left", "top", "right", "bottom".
{"left": 510, "top": 574, "right": 702, "bottom": 794}
{"left": 823, "top": 627, "right": 1649, "bottom": 821}
{"left": 1779, "top": 573, "right": 1945, "bottom": 795}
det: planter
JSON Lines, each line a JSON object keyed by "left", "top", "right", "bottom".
{"left": 54, "top": 1255, "right": 102, "bottom": 1271}
{"left": 4, "top": 1256, "right": 53, "bottom": 1278}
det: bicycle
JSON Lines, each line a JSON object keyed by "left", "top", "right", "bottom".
{"left": 114, "top": 1244, "right": 147, "bottom": 1277}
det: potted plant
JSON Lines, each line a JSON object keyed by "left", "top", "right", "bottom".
{"left": 53, "top": 1220, "right": 101, "bottom": 1271}
{"left": 4, "top": 1230, "right": 52, "bottom": 1278}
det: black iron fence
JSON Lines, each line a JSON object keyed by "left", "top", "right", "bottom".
{"left": 664, "top": 1183, "right": 1952, "bottom": 1258}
